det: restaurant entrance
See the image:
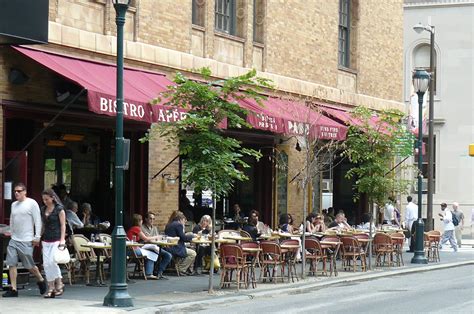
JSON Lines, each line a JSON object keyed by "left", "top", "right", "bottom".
{"left": 1, "top": 105, "right": 149, "bottom": 226}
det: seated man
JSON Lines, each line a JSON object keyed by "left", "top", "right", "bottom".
{"left": 165, "top": 211, "right": 196, "bottom": 276}
{"left": 141, "top": 212, "right": 172, "bottom": 279}
{"left": 65, "top": 201, "right": 83, "bottom": 232}
{"left": 328, "top": 213, "right": 352, "bottom": 231}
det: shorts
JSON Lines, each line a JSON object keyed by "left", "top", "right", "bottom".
{"left": 5, "top": 239, "right": 36, "bottom": 269}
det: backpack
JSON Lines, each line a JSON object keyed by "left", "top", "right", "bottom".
{"left": 451, "top": 211, "right": 459, "bottom": 226}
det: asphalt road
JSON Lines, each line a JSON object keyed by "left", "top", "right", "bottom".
{"left": 189, "top": 265, "right": 474, "bottom": 314}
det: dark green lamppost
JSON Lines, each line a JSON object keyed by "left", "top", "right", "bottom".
{"left": 411, "top": 69, "right": 429, "bottom": 264}
{"left": 104, "top": 0, "right": 133, "bottom": 307}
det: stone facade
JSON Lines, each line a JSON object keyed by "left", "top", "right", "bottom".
{"left": 0, "top": 0, "right": 405, "bottom": 227}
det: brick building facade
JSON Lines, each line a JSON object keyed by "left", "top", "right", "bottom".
{"left": 0, "top": 0, "right": 404, "bottom": 230}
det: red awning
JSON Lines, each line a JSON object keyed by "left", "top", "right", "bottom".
{"left": 240, "top": 97, "right": 348, "bottom": 140}
{"left": 319, "top": 104, "right": 391, "bottom": 135}
{"left": 13, "top": 46, "right": 185, "bottom": 124}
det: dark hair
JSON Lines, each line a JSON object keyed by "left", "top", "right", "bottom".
{"left": 361, "top": 213, "right": 371, "bottom": 224}
{"left": 248, "top": 217, "right": 258, "bottom": 226}
{"left": 440, "top": 203, "right": 447, "bottom": 208}
{"left": 287, "top": 214, "right": 293, "bottom": 224}
{"left": 14, "top": 182, "right": 26, "bottom": 191}
{"left": 306, "top": 213, "right": 316, "bottom": 222}
{"left": 407, "top": 196, "right": 413, "bottom": 202}
{"left": 250, "top": 209, "right": 260, "bottom": 217}
{"left": 144, "top": 212, "right": 155, "bottom": 220}
{"left": 41, "top": 188, "right": 62, "bottom": 205}
{"left": 279, "top": 213, "right": 289, "bottom": 226}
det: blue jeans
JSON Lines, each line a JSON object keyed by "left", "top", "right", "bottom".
{"left": 157, "top": 249, "right": 172, "bottom": 274}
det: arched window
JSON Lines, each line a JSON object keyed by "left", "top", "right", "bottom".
{"left": 413, "top": 44, "right": 437, "bottom": 95}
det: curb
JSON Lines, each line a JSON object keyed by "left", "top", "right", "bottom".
{"left": 147, "top": 260, "right": 474, "bottom": 313}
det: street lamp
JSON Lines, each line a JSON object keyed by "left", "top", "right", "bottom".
{"left": 413, "top": 22, "right": 435, "bottom": 231}
{"left": 411, "top": 68, "right": 429, "bottom": 264}
{"left": 103, "top": 0, "right": 133, "bottom": 307}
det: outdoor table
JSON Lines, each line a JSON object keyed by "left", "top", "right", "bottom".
{"left": 242, "top": 247, "right": 262, "bottom": 288}
{"left": 149, "top": 240, "right": 179, "bottom": 247}
{"left": 223, "top": 235, "right": 252, "bottom": 243}
{"left": 320, "top": 240, "right": 341, "bottom": 277}
{"left": 279, "top": 244, "right": 299, "bottom": 282}
{"left": 258, "top": 234, "right": 280, "bottom": 241}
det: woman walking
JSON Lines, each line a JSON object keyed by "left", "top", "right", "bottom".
{"left": 41, "top": 188, "right": 66, "bottom": 298}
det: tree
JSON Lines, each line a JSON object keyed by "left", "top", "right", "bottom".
{"left": 142, "top": 67, "right": 272, "bottom": 291}
{"left": 342, "top": 106, "right": 415, "bottom": 268}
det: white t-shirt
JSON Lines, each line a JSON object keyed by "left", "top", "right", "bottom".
{"left": 384, "top": 203, "right": 395, "bottom": 222}
{"left": 10, "top": 197, "right": 42, "bottom": 242}
{"left": 442, "top": 210, "right": 455, "bottom": 231}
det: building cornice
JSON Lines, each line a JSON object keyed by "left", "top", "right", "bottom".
{"left": 404, "top": 0, "right": 474, "bottom": 8}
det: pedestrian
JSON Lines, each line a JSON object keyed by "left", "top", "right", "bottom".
{"left": 41, "top": 188, "right": 67, "bottom": 298}
{"left": 383, "top": 197, "right": 396, "bottom": 225}
{"left": 438, "top": 203, "right": 457, "bottom": 252}
{"left": 2, "top": 183, "right": 47, "bottom": 298}
{"left": 451, "top": 202, "right": 464, "bottom": 248}
{"left": 404, "top": 196, "right": 418, "bottom": 253}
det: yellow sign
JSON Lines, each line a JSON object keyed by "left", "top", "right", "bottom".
{"left": 470, "top": 144, "right": 474, "bottom": 157}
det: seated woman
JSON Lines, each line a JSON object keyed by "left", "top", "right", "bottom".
{"left": 165, "top": 211, "right": 197, "bottom": 276}
{"left": 328, "top": 213, "right": 352, "bottom": 231}
{"left": 279, "top": 213, "right": 294, "bottom": 233}
{"left": 127, "top": 214, "right": 171, "bottom": 280}
{"left": 305, "top": 213, "right": 317, "bottom": 233}
{"left": 80, "top": 203, "right": 100, "bottom": 227}
{"left": 313, "top": 215, "right": 327, "bottom": 232}
{"left": 192, "top": 215, "right": 213, "bottom": 273}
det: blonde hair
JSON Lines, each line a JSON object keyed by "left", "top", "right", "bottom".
{"left": 199, "top": 215, "right": 213, "bottom": 230}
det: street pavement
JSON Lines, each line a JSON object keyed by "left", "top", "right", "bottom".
{"left": 190, "top": 265, "right": 474, "bottom": 313}
{"left": 1, "top": 240, "right": 473, "bottom": 314}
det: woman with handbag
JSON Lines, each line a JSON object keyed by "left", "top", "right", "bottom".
{"left": 41, "top": 188, "right": 66, "bottom": 298}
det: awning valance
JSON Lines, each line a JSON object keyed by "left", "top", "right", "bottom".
{"left": 13, "top": 46, "right": 185, "bottom": 124}
{"left": 240, "top": 97, "right": 348, "bottom": 140}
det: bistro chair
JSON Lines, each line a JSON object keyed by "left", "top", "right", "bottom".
{"left": 239, "top": 230, "right": 253, "bottom": 242}
{"left": 280, "top": 239, "right": 299, "bottom": 283}
{"left": 373, "top": 233, "right": 395, "bottom": 268}
{"left": 321, "top": 235, "right": 341, "bottom": 277}
{"left": 219, "top": 244, "right": 248, "bottom": 291}
{"left": 424, "top": 230, "right": 441, "bottom": 262}
{"left": 340, "top": 236, "right": 366, "bottom": 272}
{"left": 259, "top": 241, "right": 285, "bottom": 283}
{"left": 240, "top": 241, "right": 260, "bottom": 288}
{"left": 97, "top": 233, "right": 112, "bottom": 277}
{"left": 71, "top": 234, "right": 103, "bottom": 285}
{"left": 127, "top": 245, "right": 147, "bottom": 280}
{"left": 304, "top": 238, "right": 327, "bottom": 277}
{"left": 390, "top": 232, "right": 405, "bottom": 266}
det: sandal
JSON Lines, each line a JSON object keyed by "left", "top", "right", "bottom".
{"left": 43, "top": 290, "right": 56, "bottom": 299}
{"left": 55, "top": 284, "right": 65, "bottom": 297}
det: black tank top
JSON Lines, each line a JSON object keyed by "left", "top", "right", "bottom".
{"left": 42, "top": 204, "right": 64, "bottom": 242}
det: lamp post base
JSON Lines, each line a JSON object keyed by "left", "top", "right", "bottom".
{"left": 411, "top": 219, "right": 428, "bottom": 264}
{"left": 103, "top": 283, "right": 133, "bottom": 307}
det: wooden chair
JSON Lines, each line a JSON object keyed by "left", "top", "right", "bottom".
{"left": 259, "top": 241, "right": 285, "bottom": 283}
{"left": 71, "top": 234, "right": 103, "bottom": 284}
{"left": 240, "top": 242, "right": 260, "bottom": 288}
{"left": 304, "top": 238, "right": 327, "bottom": 277}
{"left": 219, "top": 244, "right": 248, "bottom": 291}
{"left": 127, "top": 245, "right": 147, "bottom": 280}
{"left": 239, "top": 230, "right": 252, "bottom": 242}
{"left": 373, "top": 233, "right": 395, "bottom": 267}
{"left": 390, "top": 232, "right": 405, "bottom": 266}
{"left": 424, "top": 230, "right": 441, "bottom": 262}
{"left": 280, "top": 239, "right": 299, "bottom": 283}
{"left": 97, "top": 233, "right": 112, "bottom": 277}
{"left": 340, "top": 236, "right": 366, "bottom": 272}
{"left": 321, "top": 236, "right": 341, "bottom": 277}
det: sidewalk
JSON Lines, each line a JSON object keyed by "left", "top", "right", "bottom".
{"left": 2, "top": 241, "right": 473, "bottom": 313}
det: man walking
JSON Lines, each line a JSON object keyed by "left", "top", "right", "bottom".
{"left": 439, "top": 203, "right": 457, "bottom": 252}
{"left": 451, "top": 202, "right": 464, "bottom": 248}
{"left": 405, "top": 196, "right": 418, "bottom": 253}
{"left": 3, "top": 183, "right": 47, "bottom": 297}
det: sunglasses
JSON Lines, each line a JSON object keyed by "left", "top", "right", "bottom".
{"left": 14, "top": 189, "right": 25, "bottom": 193}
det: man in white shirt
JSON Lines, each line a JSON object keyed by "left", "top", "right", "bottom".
{"left": 439, "top": 203, "right": 457, "bottom": 252}
{"left": 383, "top": 197, "right": 397, "bottom": 225}
{"left": 405, "top": 196, "right": 418, "bottom": 252}
{"left": 3, "top": 183, "right": 47, "bottom": 298}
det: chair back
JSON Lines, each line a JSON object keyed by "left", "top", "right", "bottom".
{"left": 98, "top": 233, "right": 112, "bottom": 245}
{"left": 220, "top": 244, "right": 244, "bottom": 267}
{"left": 239, "top": 229, "right": 252, "bottom": 240}
{"left": 353, "top": 233, "right": 369, "bottom": 240}
{"left": 374, "top": 233, "right": 393, "bottom": 251}
{"left": 71, "top": 234, "right": 96, "bottom": 260}
{"left": 341, "top": 236, "right": 362, "bottom": 253}
{"left": 305, "top": 238, "right": 323, "bottom": 255}
{"left": 260, "top": 241, "right": 282, "bottom": 261}
{"left": 241, "top": 242, "right": 259, "bottom": 249}
{"left": 322, "top": 236, "right": 339, "bottom": 243}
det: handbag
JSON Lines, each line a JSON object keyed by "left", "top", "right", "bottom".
{"left": 54, "top": 246, "right": 71, "bottom": 264}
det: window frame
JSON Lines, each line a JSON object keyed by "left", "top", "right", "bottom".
{"left": 215, "top": 0, "right": 236, "bottom": 35}
{"left": 338, "top": 0, "right": 350, "bottom": 68}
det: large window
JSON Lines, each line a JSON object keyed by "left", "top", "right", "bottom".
{"left": 338, "top": 0, "right": 350, "bottom": 67}
{"left": 253, "top": 0, "right": 264, "bottom": 43}
{"left": 192, "top": 0, "right": 205, "bottom": 27}
{"left": 414, "top": 44, "right": 437, "bottom": 95}
{"left": 215, "top": 0, "right": 236, "bottom": 35}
